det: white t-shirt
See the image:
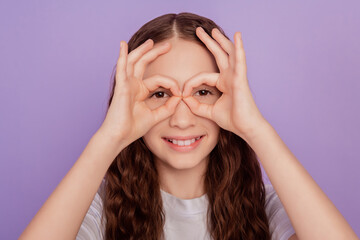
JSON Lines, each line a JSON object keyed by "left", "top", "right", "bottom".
{"left": 76, "top": 181, "right": 295, "bottom": 240}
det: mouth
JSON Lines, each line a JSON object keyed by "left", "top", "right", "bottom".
{"left": 161, "top": 135, "right": 205, "bottom": 152}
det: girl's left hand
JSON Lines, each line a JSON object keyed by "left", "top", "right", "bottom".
{"left": 182, "top": 27, "right": 267, "bottom": 141}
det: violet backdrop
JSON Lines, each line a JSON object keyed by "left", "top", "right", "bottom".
{"left": 0, "top": 0, "right": 359, "bottom": 239}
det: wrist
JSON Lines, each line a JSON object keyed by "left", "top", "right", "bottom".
{"left": 92, "top": 128, "right": 128, "bottom": 158}
{"left": 237, "top": 118, "right": 272, "bottom": 144}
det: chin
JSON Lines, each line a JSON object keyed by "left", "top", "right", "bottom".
{"left": 154, "top": 154, "right": 208, "bottom": 171}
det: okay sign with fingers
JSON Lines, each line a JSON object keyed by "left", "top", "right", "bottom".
{"left": 182, "top": 27, "right": 267, "bottom": 141}
{"left": 100, "top": 39, "right": 181, "bottom": 149}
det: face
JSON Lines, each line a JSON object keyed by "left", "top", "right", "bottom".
{"left": 142, "top": 37, "right": 221, "bottom": 171}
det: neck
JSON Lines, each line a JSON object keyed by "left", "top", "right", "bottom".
{"left": 155, "top": 157, "right": 208, "bottom": 199}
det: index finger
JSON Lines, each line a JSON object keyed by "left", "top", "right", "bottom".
{"left": 133, "top": 42, "right": 171, "bottom": 80}
{"left": 182, "top": 72, "right": 219, "bottom": 97}
{"left": 115, "top": 41, "right": 128, "bottom": 86}
{"left": 196, "top": 27, "right": 229, "bottom": 71}
{"left": 142, "top": 74, "right": 181, "bottom": 97}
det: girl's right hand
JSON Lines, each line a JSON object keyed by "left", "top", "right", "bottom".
{"left": 98, "top": 39, "right": 181, "bottom": 149}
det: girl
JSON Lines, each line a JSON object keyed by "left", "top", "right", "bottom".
{"left": 20, "top": 12, "right": 358, "bottom": 240}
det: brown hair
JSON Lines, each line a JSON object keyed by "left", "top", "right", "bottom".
{"left": 103, "top": 12, "right": 270, "bottom": 240}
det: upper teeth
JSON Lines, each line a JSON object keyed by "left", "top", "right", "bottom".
{"left": 167, "top": 136, "right": 201, "bottom": 146}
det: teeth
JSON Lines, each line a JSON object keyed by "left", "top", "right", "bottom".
{"left": 166, "top": 136, "right": 201, "bottom": 146}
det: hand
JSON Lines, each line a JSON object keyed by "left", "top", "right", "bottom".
{"left": 99, "top": 40, "right": 181, "bottom": 147}
{"left": 182, "top": 27, "right": 267, "bottom": 141}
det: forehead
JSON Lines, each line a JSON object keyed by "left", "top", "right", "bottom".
{"left": 143, "top": 37, "right": 218, "bottom": 88}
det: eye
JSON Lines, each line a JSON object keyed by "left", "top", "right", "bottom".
{"left": 149, "top": 91, "right": 170, "bottom": 99}
{"left": 195, "top": 89, "right": 212, "bottom": 96}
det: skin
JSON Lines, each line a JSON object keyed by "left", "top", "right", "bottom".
{"left": 142, "top": 37, "right": 221, "bottom": 199}
{"left": 19, "top": 27, "right": 358, "bottom": 239}
{"left": 180, "top": 27, "right": 358, "bottom": 239}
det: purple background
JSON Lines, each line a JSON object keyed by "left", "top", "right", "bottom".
{"left": 1, "top": 0, "right": 359, "bottom": 238}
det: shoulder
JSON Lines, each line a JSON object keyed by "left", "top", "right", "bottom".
{"left": 264, "top": 184, "right": 296, "bottom": 240}
{"left": 264, "top": 184, "right": 283, "bottom": 216}
{"left": 98, "top": 178, "right": 106, "bottom": 201}
{"left": 76, "top": 179, "right": 106, "bottom": 240}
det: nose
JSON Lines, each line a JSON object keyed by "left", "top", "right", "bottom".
{"left": 169, "top": 99, "right": 196, "bottom": 129}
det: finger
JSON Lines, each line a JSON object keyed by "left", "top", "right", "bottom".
{"left": 126, "top": 39, "right": 154, "bottom": 77}
{"left": 211, "top": 28, "right": 236, "bottom": 68}
{"left": 115, "top": 41, "right": 128, "bottom": 86}
{"left": 133, "top": 42, "right": 171, "bottom": 80}
{"left": 142, "top": 74, "right": 181, "bottom": 96}
{"left": 182, "top": 96, "right": 213, "bottom": 120}
{"left": 151, "top": 96, "right": 181, "bottom": 123}
{"left": 182, "top": 72, "right": 219, "bottom": 97}
{"left": 196, "top": 27, "right": 229, "bottom": 71}
{"left": 234, "top": 32, "right": 247, "bottom": 79}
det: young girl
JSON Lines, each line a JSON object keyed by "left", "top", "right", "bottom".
{"left": 20, "top": 12, "right": 358, "bottom": 240}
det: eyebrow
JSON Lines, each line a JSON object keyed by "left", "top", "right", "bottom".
{"left": 194, "top": 84, "right": 217, "bottom": 89}
{"left": 150, "top": 86, "right": 168, "bottom": 91}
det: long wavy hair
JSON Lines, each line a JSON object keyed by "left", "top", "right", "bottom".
{"left": 103, "top": 12, "right": 270, "bottom": 240}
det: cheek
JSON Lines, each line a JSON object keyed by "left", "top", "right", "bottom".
{"left": 204, "top": 120, "right": 220, "bottom": 139}
{"left": 143, "top": 128, "right": 157, "bottom": 145}
{"left": 142, "top": 134, "right": 156, "bottom": 155}
{"left": 145, "top": 98, "right": 169, "bottom": 110}
{"left": 194, "top": 95, "right": 220, "bottom": 105}
{"left": 142, "top": 124, "right": 164, "bottom": 155}
{"left": 193, "top": 89, "right": 222, "bottom": 105}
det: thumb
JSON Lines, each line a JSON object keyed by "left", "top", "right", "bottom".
{"left": 151, "top": 96, "right": 181, "bottom": 123}
{"left": 182, "top": 96, "right": 213, "bottom": 120}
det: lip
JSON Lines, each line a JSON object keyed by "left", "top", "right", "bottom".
{"left": 162, "top": 135, "right": 205, "bottom": 152}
